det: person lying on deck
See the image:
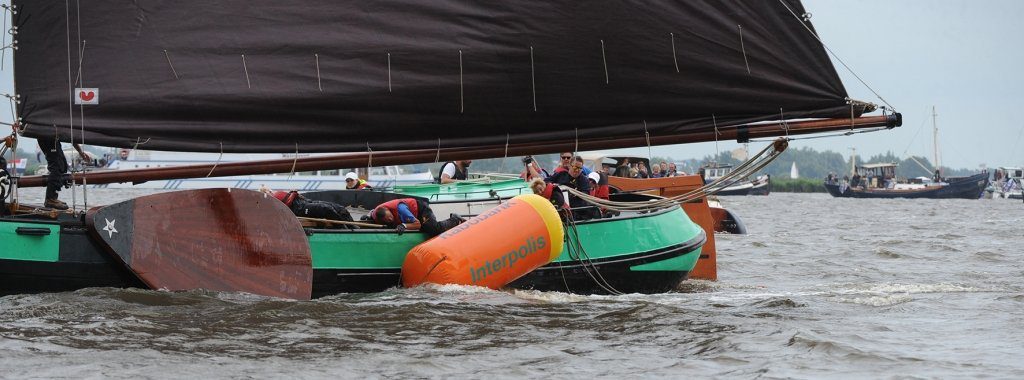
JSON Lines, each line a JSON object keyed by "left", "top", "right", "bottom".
{"left": 369, "top": 198, "right": 465, "bottom": 237}
{"left": 262, "top": 188, "right": 354, "bottom": 225}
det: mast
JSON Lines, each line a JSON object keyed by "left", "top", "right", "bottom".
{"left": 932, "top": 106, "right": 941, "bottom": 176}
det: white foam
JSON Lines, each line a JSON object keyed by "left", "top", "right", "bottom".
{"left": 843, "top": 283, "right": 989, "bottom": 295}
{"left": 836, "top": 294, "right": 914, "bottom": 307}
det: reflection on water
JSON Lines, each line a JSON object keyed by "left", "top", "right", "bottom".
{"left": 2, "top": 190, "right": 1023, "bottom": 377}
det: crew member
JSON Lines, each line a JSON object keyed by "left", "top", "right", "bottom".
{"left": 266, "top": 188, "right": 354, "bottom": 224}
{"left": 530, "top": 178, "right": 568, "bottom": 212}
{"left": 344, "top": 172, "right": 373, "bottom": 190}
{"left": 546, "top": 156, "right": 595, "bottom": 219}
{"left": 437, "top": 160, "right": 471, "bottom": 184}
{"left": 370, "top": 198, "right": 464, "bottom": 237}
{"left": 588, "top": 172, "right": 610, "bottom": 200}
{"left": 35, "top": 134, "right": 88, "bottom": 210}
{"left": 552, "top": 152, "right": 592, "bottom": 176}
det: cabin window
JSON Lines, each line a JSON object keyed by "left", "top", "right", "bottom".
{"left": 323, "top": 169, "right": 339, "bottom": 176}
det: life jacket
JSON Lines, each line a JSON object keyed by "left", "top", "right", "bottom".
{"left": 541, "top": 183, "right": 569, "bottom": 210}
{"left": 272, "top": 190, "right": 299, "bottom": 207}
{"left": 347, "top": 179, "right": 372, "bottom": 190}
{"left": 436, "top": 162, "right": 467, "bottom": 182}
{"left": 592, "top": 172, "right": 610, "bottom": 200}
{"left": 371, "top": 198, "right": 420, "bottom": 224}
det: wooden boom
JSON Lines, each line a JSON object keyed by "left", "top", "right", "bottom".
{"left": 18, "top": 114, "right": 900, "bottom": 188}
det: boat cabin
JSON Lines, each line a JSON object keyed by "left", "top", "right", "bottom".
{"left": 854, "top": 163, "right": 898, "bottom": 189}
{"left": 994, "top": 167, "right": 1023, "bottom": 181}
{"left": 699, "top": 162, "right": 734, "bottom": 182}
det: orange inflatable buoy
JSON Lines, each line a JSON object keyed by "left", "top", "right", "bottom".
{"left": 402, "top": 194, "right": 564, "bottom": 289}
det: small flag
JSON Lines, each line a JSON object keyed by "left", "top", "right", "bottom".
{"left": 74, "top": 88, "right": 99, "bottom": 105}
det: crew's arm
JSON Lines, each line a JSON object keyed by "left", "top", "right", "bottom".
{"left": 72, "top": 143, "right": 89, "bottom": 161}
{"left": 396, "top": 204, "right": 422, "bottom": 230}
{"left": 439, "top": 163, "right": 457, "bottom": 184}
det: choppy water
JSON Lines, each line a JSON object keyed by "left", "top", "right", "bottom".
{"left": 2, "top": 189, "right": 1023, "bottom": 378}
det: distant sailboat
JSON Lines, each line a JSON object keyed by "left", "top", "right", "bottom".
{"left": 824, "top": 106, "right": 988, "bottom": 199}
{"left": 790, "top": 162, "right": 800, "bottom": 179}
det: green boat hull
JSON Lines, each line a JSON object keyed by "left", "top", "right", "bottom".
{"left": 2, "top": 188, "right": 704, "bottom": 296}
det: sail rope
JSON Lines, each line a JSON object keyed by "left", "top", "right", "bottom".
{"left": 206, "top": 142, "right": 224, "bottom": 178}
{"left": 560, "top": 212, "right": 624, "bottom": 295}
{"left": 777, "top": 0, "right": 896, "bottom": 112}
{"left": 713, "top": 114, "right": 720, "bottom": 160}
{"left": 64, "top": 0, "right": 76, "bottom": 210}
{"left": 560, "top": 138, "right": 788, "bottom": 212}
{"left": 497, "top": 133, "right": 509, "bottom": 175}
{"left": 459, "top": 50, "right": 464, "bottom": 113}
{"left": 1, "top": 3, "right": 9, "bottom": 70}
{"left": 433, "top": 138, "right": 441, "bottom": 163}
{"left": 75, "top": 0, "right": 87, "bottom": 210}
{"left": 643, "top": 120, "right": 653, "bottom": 166}
{"left": 241, "top": 54, "right": 251, "bottom": 89}
{"left": 164, "top": 50, "right": 180, "bottom": 80}
{"left": 738, "top": 25, "right": 751, "bottom": 75}
{"left": 365, "top": 143, "right": 372, "bottom": 180}
{"left": 780, "top": 108, "right": 790, "bottom": 137}
{"left": 747, "top": 126, "right": 889, "bottom": 142}
{"left": 670, "top": 33, "right": 680, "bottom": 73}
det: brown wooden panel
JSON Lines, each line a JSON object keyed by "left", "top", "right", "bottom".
{"left": 86, "top": 188, "right": 312, "bottom": 299}
{"left": 608, "top": 175, "right": 718, "bottom": 281}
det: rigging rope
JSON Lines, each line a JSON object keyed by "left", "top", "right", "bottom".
{"left": 777, "top": 0, "right": 897, "bottom": 112}
{"left": 561, "top": 138, "right": 789, "bottom": 212}
{"left": 560, "top": 211, "right": 624, "bottom": 295}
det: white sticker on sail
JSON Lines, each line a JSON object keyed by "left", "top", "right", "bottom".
{"left": 74, "top": 88, "right": 99, "bottom": 105}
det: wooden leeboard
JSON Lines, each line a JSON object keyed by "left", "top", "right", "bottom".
{"left": 86, "top": 188, "right": 312, "bottom": 299}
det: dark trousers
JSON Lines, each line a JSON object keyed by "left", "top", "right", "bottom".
{"left": 290, "top": 198, "right": 353, "bottom": 222}
{"left": 416, "top": 200, "right": 463, "bottom": 237}
{"left": 37, "top": 137, "right": 68, "bottom": 200}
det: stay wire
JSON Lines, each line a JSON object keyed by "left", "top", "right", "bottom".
{"left": 777, "top": 0, "right": 896, "bottom": 112}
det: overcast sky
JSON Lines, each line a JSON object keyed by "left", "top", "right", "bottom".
{"left": 2, "top": 1, "right": 1022, "bottom": 170}
{"left": 617, "top": 0, "right": 1024, "bottom": 170}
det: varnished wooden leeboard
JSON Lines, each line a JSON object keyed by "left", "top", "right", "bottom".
{"left": 86, "top": 188, "right": 312, "bottom": 299}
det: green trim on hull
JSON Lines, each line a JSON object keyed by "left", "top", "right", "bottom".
{"left": 556, "top": 207, "right": 700, "bottom": 265}
{"left": 393, "top": 178, "right": 531, "bottom": 203}
{"left": 0, "top": 222, "right": 60, "bottom": 262}
{"left": 630, "top": 247, "right": 701, "bottom": 271}
{"left": 308, "top": 206, "right": 702, "bottom": 273}
{"left": 309, "top": 231, "right": 424, "bottom": 269}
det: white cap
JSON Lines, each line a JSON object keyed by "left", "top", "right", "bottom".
{"left": 588, "top": 172, "right": 601, "bottom": 183}
{"left": 345, "top": 172, "right": 359, "bottom": 181}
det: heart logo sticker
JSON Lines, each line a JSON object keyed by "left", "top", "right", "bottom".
{"left": 74, "top": 88, "right": 99, "bottom": 105}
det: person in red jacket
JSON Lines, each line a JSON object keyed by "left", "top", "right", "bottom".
{"left": 587, "top": 172, "right": 610, "bottom": 200}
{"left": 370, "top": 198, "right": 464, "bottom": 236}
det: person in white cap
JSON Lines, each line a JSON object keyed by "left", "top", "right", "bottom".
{"left": 344, "top": 172, "right": 373, "bottom": 190}
{"left": 586, "top": 171, "right": 610, "bottom": 200}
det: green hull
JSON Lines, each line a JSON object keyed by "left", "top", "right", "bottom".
{"left": 2, "top": 187, "right": 704, "bottom": 296}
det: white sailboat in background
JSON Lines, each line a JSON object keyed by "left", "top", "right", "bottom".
{"left": 790, "top": 162, "right": 800, "bottom": 179}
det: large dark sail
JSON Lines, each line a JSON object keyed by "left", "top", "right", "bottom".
{"left": 14, "top": 0, "right": 859, "bottom": 153}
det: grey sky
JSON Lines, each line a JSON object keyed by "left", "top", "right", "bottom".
{"left": 2, "top": 1, "right": 1022, "bottom": 170}
{"left": 618, "top": 0, "right": 1024, "bottom": 170}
